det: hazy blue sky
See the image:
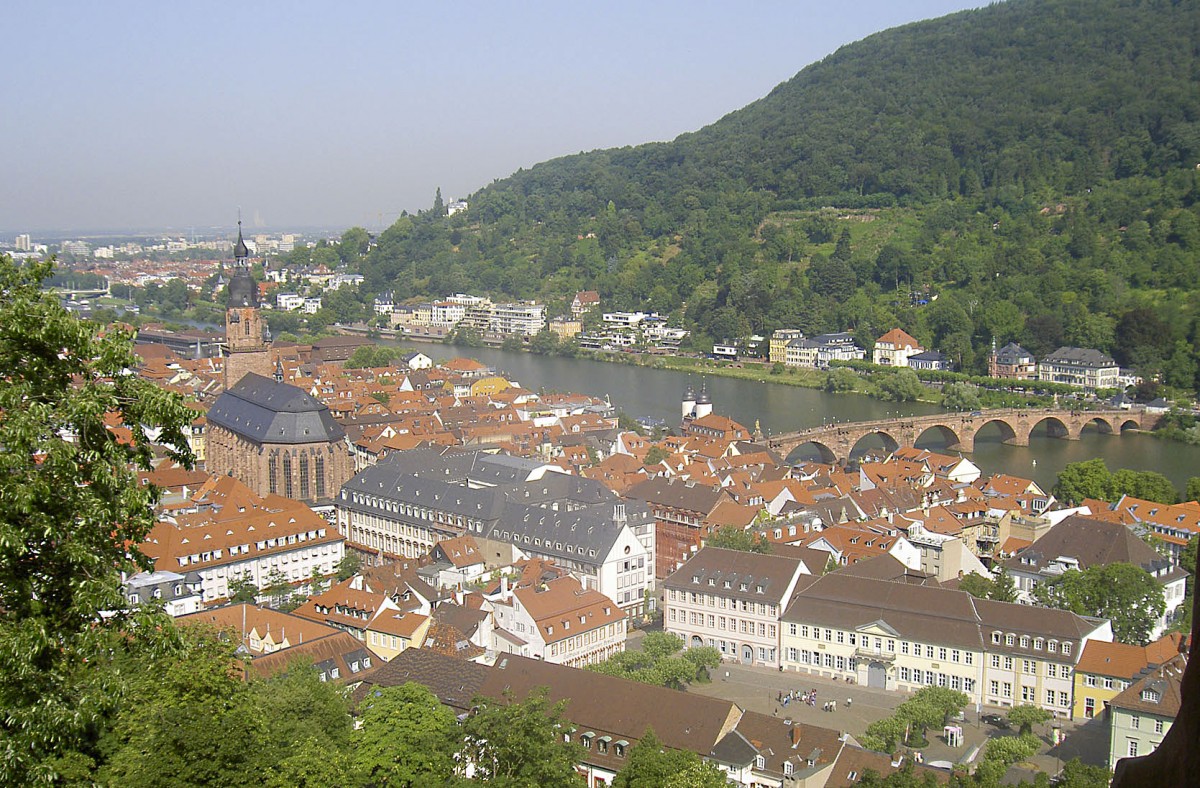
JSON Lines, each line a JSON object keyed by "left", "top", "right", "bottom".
{"left": 3, "top": 1, "right": 984, "bottom": 234}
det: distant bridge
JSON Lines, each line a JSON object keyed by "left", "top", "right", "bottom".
{"left": 766, "top": 408, "right": 1157, "bottom": 464}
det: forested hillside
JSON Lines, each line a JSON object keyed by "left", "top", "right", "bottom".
{"left": 313, "top": 0, "right": 1200, "bottom": 389}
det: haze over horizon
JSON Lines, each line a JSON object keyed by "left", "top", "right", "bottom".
{"left": 3, "top": 1, "right": 984, "bottom": 235}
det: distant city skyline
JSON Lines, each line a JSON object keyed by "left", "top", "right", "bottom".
{"left": 3, "top": 1, "right": 983, "bottom": 234}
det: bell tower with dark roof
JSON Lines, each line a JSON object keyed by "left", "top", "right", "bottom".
{"left": 224, "top": 218, "right": 272, "bottom": 389}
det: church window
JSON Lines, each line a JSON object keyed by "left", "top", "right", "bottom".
{"left": 283, "top": 454, "right": 293, "bottom": 498}
{"left": 268, "top": 455, "right": 278, "bottom": 495}
{"left": 299, "top": 454, "right": 310, "bottom": 499}
{"left": 315, "top": 456, "right": 325, "bottom": 498}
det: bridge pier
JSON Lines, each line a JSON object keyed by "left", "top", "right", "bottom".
{"left": 946, "top": 434, "right": 974, "bottom": 453}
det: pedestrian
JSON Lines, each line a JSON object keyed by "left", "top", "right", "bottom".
{"left": 831, "top": 700, "right": 837, "bottom": 712}
{"left": 846, "top": 697, "right": 852, "bottom": 708}
{"left": 724, "top": 670, "right": 729, "bottom": 682}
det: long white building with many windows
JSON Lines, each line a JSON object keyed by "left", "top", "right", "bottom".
{"left": 779, "top": 572, "right": 1112, "bottom": 718}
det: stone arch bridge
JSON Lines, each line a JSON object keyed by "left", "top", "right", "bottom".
{"left": 766, "top": 408, "right": 1157, "bottom": 464}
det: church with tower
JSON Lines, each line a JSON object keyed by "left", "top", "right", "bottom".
{"left": 205, "top": 221, "right": 353, "bottom": 507}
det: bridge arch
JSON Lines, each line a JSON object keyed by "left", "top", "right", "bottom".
{"left": 849, "top": 431, "right": 901, "bottom": 462}
{"left": 1029, "top": 414, "right": 1073, "bottom": 441}
{"left": 1119, "top": 417, "right": 1142, "bottom": 432}
{"left": 785, "top": 440, "right": 838, "bottom": 465}
{"left": 971, "top": 417, "right": 1019, "bottom": 446}
{"left": 914, "top": 423, "right": 965, "bottom": 451}
{"left": 1080, "top": 415, "right": 1116, "bottom": 436}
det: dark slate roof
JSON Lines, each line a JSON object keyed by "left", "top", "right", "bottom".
{"left": 1041, "top": 346, "right": 1117, "bottom": 368}
{"left": 339, "top": 449, "right": 652, "bottom": 568}
{"left": 994, "top": 342, "right": 1034, "bottom": 364}
{"left": 355, "top": 647, "right": 489, "bottom": 710}
{"left": 626, "top": 477, "right": 726, "bottom": 515}
{"left": 1002, "top": 514, "right": 1180, "bottom": 580}
{"left": 782, "top": 572, "right": 1104, "bottom": 656}
{"left": 207, "top": 373, "right": 345, "bottom": 444}
{"left": 664, "top": 547, "right": 807, "bottom": 605}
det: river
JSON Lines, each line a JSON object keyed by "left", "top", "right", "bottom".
{"left": 390, "top": 341, "right": 1198, "bottom": 493}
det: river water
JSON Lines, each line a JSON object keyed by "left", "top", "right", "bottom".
{"left": 388, "top": 342, "right": 1198, "bottom": 494}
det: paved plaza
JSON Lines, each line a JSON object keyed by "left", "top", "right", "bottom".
{"left": 684, "top": 658, "right": 1110, "bottom": 778}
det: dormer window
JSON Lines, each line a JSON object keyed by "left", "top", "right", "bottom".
{"left": 755, "top": 755, "right": 766, "bottom": 770}
{"left": 783, "top": 762, "right": 794, "bottom": 776}
{"left": 1141, "top": 689, "right": 1160, "bottom": 703}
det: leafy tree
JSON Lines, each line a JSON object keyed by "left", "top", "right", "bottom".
{"left": 97, "top": 624, "right": 266, "bottom": 787}
{"left": 0, "top": 255, "right": 195, "bottom": 785}
{"left": 661, "top": 760, "right": 729, "bottom": 788}
{"left": 251, "top": 663, "right": 353, "bottom": 753}
{"left": 339, "top": 226, "right": 371, "bottom": 263}
{"left": 461, "top": 687, "right": 585, "bottom": 786}
{"left": 824, "top": 366, "right": 860, "bottom": 393}
{"left": 680, "top": 645, "right": 722, "bottom": 682}
{"left": 990, "top": 567, "right": 1018, "bottom": 603}
{"left": 1054, "top": 758, "right": 1115, "bottom": 788}
{"left": 353, "top": 682, "right": 459, "bottom": 786}
{"left": 588, "top": 632, "right": 715, "bottom": 689}
{"left": 530, "top": 328, "right": 560, "bottom": 355}
{"left": 957, "top": 572, "right": 994, "bottom": 599}
{"left": 899, "top": 686, "right": 969, "bottom": 746}
{"left": 1171, "top": 534, "right": 1198, "bottom": 634}
{"left": 1186, "top": 477, "right": 1200, "bottom": 504}
{"left": 982, "top": 732, "right": 1040, "bottom": 767}
{"left": 1033, "top": 563, "right": 1166, "bottom": 645}
{"left": 1054, "top": 459, "right": 1179, "bottom": 505}
{"left": 941, "top": 382, "right": 981, "bottom": 411}
{"left": 1053, "top": 458, "right": 1113, "bottom": 505}
{"left": 643, "top": 445, "right": 670, "bottom": 466}
{"left": 264, "top": 736, "right": 359, "bottom": 788}
{"left": 229, "top": 577, "right": 259, "bottom": 604}
{"left": 346, "top": 344, "right": 399, "bottom": 369}
{"left": 614, "top": 729, "right": 700, "bottom": 788}
{"left": 1007, "top": 704, "right": 1052, "bottom": 737}
{"left": 706, "top": 525, "right": 771, "bottom": 554}
{"left": 1109, "top": 468, "right": 1178, "bottom": 505}
{"left": 861, "top": 714, "right": 910, "bottom": 753}
{"left": 336, "top": 551, "right": 363, "bottom": 581}
{"left": 876, "top": 369, "right": 925, "bottom": 402}
{"left": 263, "top": 568, "right": 294, "bottom": 609}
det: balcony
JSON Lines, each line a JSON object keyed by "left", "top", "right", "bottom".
{"left": 854, "top": 647, "right": 896, "bottom": 663}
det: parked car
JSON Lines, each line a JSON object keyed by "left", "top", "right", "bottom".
{"left": 981, "top": 713, "right": 1010, "bottom": 729}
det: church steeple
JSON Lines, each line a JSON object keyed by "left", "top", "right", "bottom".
{"left": 233, "top": 218, "right": 250, "bottom": 261}
{"left": 228, "top": 218, "right": 257, "bottom": 308}
{"left": 224, "top": 213, "right": 271, "bottom": 389}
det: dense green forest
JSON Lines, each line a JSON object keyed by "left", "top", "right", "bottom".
{"left": 292, "top": 0, "right": 1200, "bottom": 394}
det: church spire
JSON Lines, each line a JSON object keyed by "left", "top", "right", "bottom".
{"left": 234, "top": 213, "right": 249, "bottom": 262}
